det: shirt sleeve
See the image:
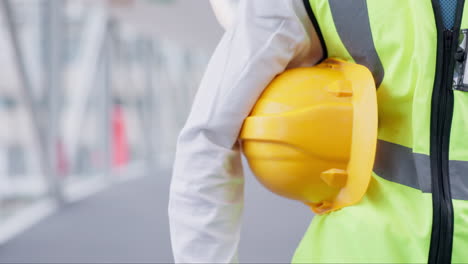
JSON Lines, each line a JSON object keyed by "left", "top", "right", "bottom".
{"left": 168, "top": 0, "right": 322, "bottom": 262}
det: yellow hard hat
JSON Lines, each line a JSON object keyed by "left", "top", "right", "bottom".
{"left": 239, "top": 58, "right": 378, "bottom": 214}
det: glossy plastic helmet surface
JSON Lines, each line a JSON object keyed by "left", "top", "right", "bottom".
{"left": 239, "top": 58, "right": 378, "bottom": 214}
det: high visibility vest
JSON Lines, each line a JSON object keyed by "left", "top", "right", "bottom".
{"left": 293, "top": 0, "right": 468, "bottom": 263}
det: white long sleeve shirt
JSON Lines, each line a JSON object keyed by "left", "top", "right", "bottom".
{"left": 168, "top": 0, "right": 322, "bottom": 262}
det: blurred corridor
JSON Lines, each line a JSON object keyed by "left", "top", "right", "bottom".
{"left": 0, "top": 0, "right": 314, "bottom": 262}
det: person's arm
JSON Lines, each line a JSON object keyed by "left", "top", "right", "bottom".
{"left": 168, "top": 0, "right": 322, "bottom": 262}
{"left": 209, "top": 0, "right": 239, "bottom": 30}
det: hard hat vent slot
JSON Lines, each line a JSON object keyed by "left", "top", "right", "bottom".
{"left": 327, "top": 80, "right": 353, "bottom": 97}
{"left": 320, "top": 168, "right": 348, "bottom": 188}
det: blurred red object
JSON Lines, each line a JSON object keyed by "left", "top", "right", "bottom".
{"left": 112, "top": 106, "right": 129, "bottom": 168}
{"left": 57, "top": 140, "right": 69, "bottom": 177}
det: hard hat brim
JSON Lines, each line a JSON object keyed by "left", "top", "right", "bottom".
{"left": 325, "top": 59, "right": 378, "bottom": 214}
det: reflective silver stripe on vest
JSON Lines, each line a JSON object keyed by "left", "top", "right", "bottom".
{"left": 328, "top": 0, "right": 385, "bottom": 87}
{"left": 449, "top": 160, "right": 468, "bottom": 200}
{"left": 373, "top": 139, "right": 468, "bottom": 200}
{"left": 373, "top": 140, "right": 431, "bottom": 192}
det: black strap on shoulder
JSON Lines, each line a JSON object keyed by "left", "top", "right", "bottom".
{"left": 302, "top": 0, "right": 328, "bottom": 62}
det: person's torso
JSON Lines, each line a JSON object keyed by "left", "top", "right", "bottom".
{"left": 293, "top": 1, "right": 468, "bottom": 263}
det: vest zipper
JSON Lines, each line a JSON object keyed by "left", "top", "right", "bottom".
{"left": 429, "top": 1, "right": 465, "bottom": 263}
{"left": 429, "top": 29, "right": 456, "bottom": 264}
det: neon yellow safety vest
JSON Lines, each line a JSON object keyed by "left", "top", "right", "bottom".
{"left": 293, "top": 0, "right": 468, "bottom": 263}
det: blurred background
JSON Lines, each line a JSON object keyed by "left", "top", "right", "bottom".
{"left": 0, "top": 0, "right": 312, "bottom": 263}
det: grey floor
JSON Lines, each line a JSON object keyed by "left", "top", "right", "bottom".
{"left": 0, "top": 168, "right": 313, "bottom": 263}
